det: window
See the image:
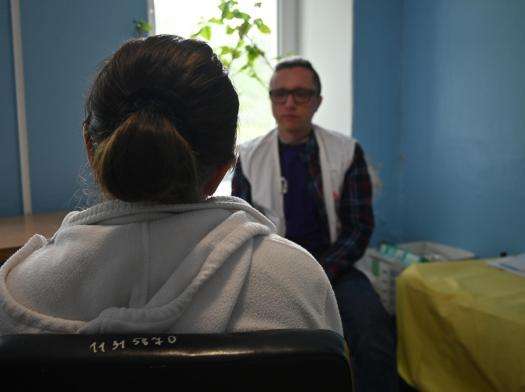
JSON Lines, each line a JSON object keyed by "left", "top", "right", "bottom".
{"left": 153, "top": 0, "right": 278, "bottom": 195}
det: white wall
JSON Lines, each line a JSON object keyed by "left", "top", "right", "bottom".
{"left": 298, "top": 0, "right": 353, "bottom": 135}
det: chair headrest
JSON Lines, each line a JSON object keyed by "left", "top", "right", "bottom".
{"left": 0, "top": 329, "right": 353, "bottom": 391}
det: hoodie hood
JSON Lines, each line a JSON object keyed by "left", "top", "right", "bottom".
{"left": 0, "top": 197, "right": 275, "bottom": 334}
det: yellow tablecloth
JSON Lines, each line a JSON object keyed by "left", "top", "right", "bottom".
{"left": 397, "top": 260, "right": 525, "bottom": 392}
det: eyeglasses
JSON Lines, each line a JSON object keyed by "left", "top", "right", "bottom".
{"left": 269, "top": 88, "right": 318, "bottom": 104}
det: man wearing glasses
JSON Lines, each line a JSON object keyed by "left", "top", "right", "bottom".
{"left": 232, "top": 58, "right": 396, "bottom": 391}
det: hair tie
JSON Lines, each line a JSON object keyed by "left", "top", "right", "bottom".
{"left": 125, "top": 87, "right": 189, "bottom": 133}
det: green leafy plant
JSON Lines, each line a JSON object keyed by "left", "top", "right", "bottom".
{"left": 134, "top": 19, "right": 153, "bottom": 37}
{"left": 192, "top": 0, "right": 273, "bottom": 85}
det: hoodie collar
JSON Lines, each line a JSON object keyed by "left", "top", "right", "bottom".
{"left": 64, "top": 196, "right": 276, "bottom": 230}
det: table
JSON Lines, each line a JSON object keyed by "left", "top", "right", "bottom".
{"left": 397, "top": 260, "right": 525, "bottom": 392}
{"left": 0, "top": 211, "right": 67, "bottom": 262}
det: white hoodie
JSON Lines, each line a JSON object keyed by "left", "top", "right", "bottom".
{"left": 0, "top": 197, "right": 343, "bottom": 335}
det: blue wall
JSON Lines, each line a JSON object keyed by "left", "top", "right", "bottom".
{"left": 22, "top": 0, "right": 147, "bottom": 213}
{"left": 0, "top": 0, "right": 22, "bottom": 216}
{"left": 355, "top": 0, "right": 525, "bottom": 257}
{"left": 353, "top": 0, "right": 403, "bottom": 245}
{"left": 0, "top": 0, "right": 147, "bottom": 215}
{"left": 400, "top": 0, "right": 525, "bottom": 257}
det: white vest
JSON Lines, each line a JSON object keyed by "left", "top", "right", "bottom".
{"left": 239, "top": 125, "right": 356, "bottom": 243}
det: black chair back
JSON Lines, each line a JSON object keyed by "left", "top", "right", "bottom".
{"left": 0, "top": 329, "right": 353, "bottom": 391}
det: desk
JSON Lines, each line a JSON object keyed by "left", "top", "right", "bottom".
{"left": 397, "top": 260, "right": 525, "bottom": 392}
{"left": 0, "top": 211, "right": 67, "bottom": 262}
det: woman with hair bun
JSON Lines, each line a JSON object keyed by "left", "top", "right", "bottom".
{"left": 0, "top": 35, "right": 342, "bottom": 335}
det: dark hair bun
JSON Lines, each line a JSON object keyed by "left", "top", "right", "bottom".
{"left": 94, "top": 111, "right": 198, "bottom": 203}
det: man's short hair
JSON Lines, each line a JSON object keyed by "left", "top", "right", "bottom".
{"left": 274, "top": 57, "right": 322, "bottom": 96}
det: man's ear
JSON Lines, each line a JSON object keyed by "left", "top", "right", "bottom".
{"left": 202, "top": 161, "right": 233, "bottom": 197}
{"left": 314, "top": 95, "right": 323, "bottom": 112}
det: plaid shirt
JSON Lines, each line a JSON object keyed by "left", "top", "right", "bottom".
{"left": 232, "top": 133, "right": 374, "bottom": 283}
